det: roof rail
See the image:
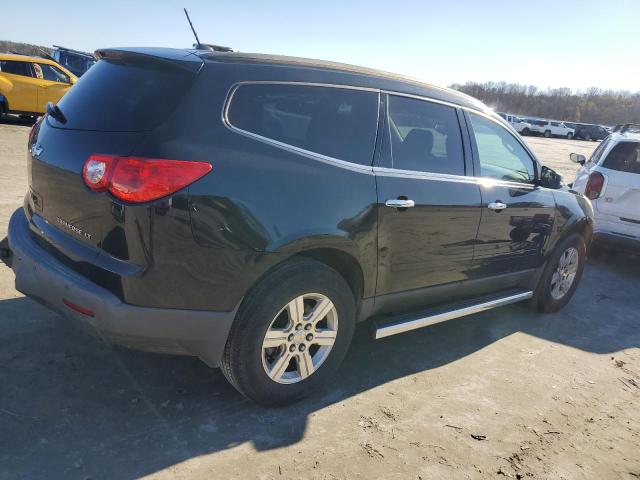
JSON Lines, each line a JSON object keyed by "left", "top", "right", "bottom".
{"left": 613, "top": 124, "right": 640, "bottom": 134}
{"left": 192, "top": 43, "right": 233, "bottom": 52}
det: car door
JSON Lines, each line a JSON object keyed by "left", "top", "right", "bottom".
{"left": 597, "top": 141, "right": 640, "bottom": 226}
{"left": 33, "top": 63, "right": 72, "bottom": 112}
{"left": 463, "top": 111, "right": 556, "bottom": 292}
{"left": 0, "top": 60, "right": 38, "bottom": 112}
{"left": 374, "top": 94, "right": 482, "bottom": 314}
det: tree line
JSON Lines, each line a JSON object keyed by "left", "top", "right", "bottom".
{"left": 450, "top": 81, "right": 640, "bottom": 126}
{"left": 0, "top": 40, "right": 51, "bottom": 58}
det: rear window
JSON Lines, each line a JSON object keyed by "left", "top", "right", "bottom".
{"left": 0, "top": 60, "right": 31, "bottom": 77}
{"left": 602, "top": 142, "right": 640, "bottom": 174}
{"left": 49, "top": 59, "right": 196, "bottom": 131}
{"left": 227, "top": 84, "right": 378, "bottom": 166}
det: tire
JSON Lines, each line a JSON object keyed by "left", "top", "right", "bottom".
{"left": 522, "top": 128, "right": 530, "bottom": 136}
{"left": 585, "top": 133, "right": 592, "bottom": 141}
{"left": 567, "top": 132, "right": 573, "bottom": 140}
{"left": 544, "top": 130, "right": 551, "bottom": 138}
{"left": 532, "top": 233, "right": 586, "bottom": 313}
{"left": 220, "top": 258, "right": 356, "bottom": 406}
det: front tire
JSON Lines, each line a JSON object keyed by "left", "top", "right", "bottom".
{"left": 533, "top": 233, "right": 586, "bottom": 313}
{"left": 544, "top": 130, "right": 552, "bottom": 138}
{"left": 221, "top": 258, "right": 356, "bottom": 406}
{"left": 522, "top": 127, "right": 530, "bottom": 136}
{"left": 567, "top": 132, "right": 574, "bottom": 139}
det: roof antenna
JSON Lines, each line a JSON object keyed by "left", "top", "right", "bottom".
{"left": 184, "top": 8, "right": 202, "bottom": 49}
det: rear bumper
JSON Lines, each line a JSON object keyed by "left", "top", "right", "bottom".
{"left": 5, "top": 208, "right": 237, "bottom": 367}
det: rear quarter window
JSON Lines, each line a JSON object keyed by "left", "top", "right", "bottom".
{"left": 602, "top": 142, "right": 640, "bottom": 174}
{"left": 226, "top": 83, "right": 378, "bottom": 166}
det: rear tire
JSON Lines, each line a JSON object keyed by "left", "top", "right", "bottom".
{"left": 544, "top": 130, "right": 552, "bottom": 138}
{"left": 220, "top": 258, "right": 356, "bottom": 406}
{"left": 533, "top": 233, "right": 586, "bottom": 313}
{"left": 585, "top": 133, "right": 592, "bottom": 141}
{"left": 522, "top": 128, "right": 530, "bottom": 136}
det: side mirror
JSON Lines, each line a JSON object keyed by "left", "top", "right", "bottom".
{"left": 570, "top": 153, "right": 586, "bottom": 165}
{"left": 539, "top": 166, "right": 563, "bottom": 189}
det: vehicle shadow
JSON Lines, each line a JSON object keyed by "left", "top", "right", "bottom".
{"left": 1, "top": 252, "right": 638, "bottom": 479}
{"left": 0, "top": 114, "right": 37, "bottom": 126}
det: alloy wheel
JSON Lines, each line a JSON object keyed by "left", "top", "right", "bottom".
{"left": 550, "top": 247, "right": 579, "bottom": 300}
{"left": 261, "top": 293, "right": 338, "bottom": 384}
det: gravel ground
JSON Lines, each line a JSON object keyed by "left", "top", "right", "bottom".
{"left": 0, "top": 118, "right": 638, "bottom": 480}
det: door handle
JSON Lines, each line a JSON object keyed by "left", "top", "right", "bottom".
{"left": 487, "top": 201, "right": 508, "bottom": 211}
{"left": 385, "top": 199, "right": 415, "bottom": 208}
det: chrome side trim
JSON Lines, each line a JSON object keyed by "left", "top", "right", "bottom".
{"left": 373, "top": 166, "right": 479, "bottom": 184}
{"left": 374, "top": 291, "right": 533, "bottom": 340}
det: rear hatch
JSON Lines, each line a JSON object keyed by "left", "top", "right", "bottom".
{"left": 597, "top": 141, "right": 640, "bottom": 225}
{"left": 28, "top": 48, "right": 203, "bottom": 264}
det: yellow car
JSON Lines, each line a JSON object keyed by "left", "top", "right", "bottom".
{"left": 0, "top": 53, "right": 77, "bottom": 117}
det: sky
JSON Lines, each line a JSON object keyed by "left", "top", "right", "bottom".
{"left": 4, "top": 0, "right": 640, "bottom": 92}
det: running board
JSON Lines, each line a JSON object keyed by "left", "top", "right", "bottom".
{"left": 374, "top": 290, "right": 533, "bottom": 340}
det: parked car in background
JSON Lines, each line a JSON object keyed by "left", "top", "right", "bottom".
{"left": 497, "top": 112, "right": 533, "bottom": 135}
{"left": 538, "top": 120, "right": 575, "bottom": 139}
{"left": 3, "top": 47, "right": 593, "bottom": 405}
{"left": 50, "top": 46, "right": 96, "bottom": 77}
{"left": 0, "top": 53, "right": 76, "bottom": 118}
{"left": 573, "top": 123, "right": 609, "bottom": 141}
{"left": 523, "top": 118, "right": 548, "bottom": 136}
{"left": 570, "top": 124, "right": 640, "bottom": 251}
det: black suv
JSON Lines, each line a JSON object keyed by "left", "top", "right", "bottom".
{"left": 572, "top": 123, "right": 609, "bottom": 141}
{"left": 4, "top": 48, "right": 593, "bottom": 405}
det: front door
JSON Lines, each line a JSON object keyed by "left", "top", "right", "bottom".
{"left": 464, "top": 111, "right": 556, "bottom": 285}
{"left": 33, "top": 63, "right": 72, "bottom": 113}
{"left": 374, "top": 94, "right": 482, "bottom": 314}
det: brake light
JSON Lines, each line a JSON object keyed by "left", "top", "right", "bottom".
{"left": 28, "top": 117, "right": 41, "bottom": 147}
{"left": 584, "top": 171, "right": 605, "bottom": 200}
{"left": 82, "top": 155, "right": 212, "bottom": 203}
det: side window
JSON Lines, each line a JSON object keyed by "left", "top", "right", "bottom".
{"left": 468, "top": 112, "right": 536, "bottom": 184}
{"left": 0, "top": 60, "right": 32, "bottom": 77}
{"left": 387, "top": 95, "right": 464, "bottom": 175}
{"left": 587, "top": 137, "right": 611, "bottom": 166}
{"left": 602, "top": 142, "right": 640, "bottom": 174}
{"left": 227, "top": 84, "right": 378, "bottom": 166}
{"left": 37, "top": 64, "right": 70, "bottom": 83}
{"left": 551, "top": 122, "right": 559, "bottom": 127}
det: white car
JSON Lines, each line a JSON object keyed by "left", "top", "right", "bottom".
{"left": 540, "top": 120, "right": 575, "bottom": 139}
{"left": 570, "top": 124, "right": 640, "bottom": 251}
{"left": 498, "top": 112, "right": 533, "bottom": 135}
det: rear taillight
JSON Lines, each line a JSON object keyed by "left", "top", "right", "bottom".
{"left": 584, "top": 171, "right": 605, "bottom": 200}
{"left": 82, "top": 155, "right": 212, "bottom": 203}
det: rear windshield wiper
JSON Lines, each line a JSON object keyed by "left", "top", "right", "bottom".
{"left": 46, "top": 102, "right": 67, "bottom": 124}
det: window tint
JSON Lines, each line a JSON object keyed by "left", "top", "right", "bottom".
{"left": 228, "top": 84, "right": 378, "bottom": 166}
{"left": 602, "top": 142, "right": 640, "bottom": 174}
{"left": 35, "top": 63, "right": 69, "bottom": 83}
{"left": 551, "top": 122, "right": 559, "bottom": 127}
{"left": 51, "top": 58, "right": 196, "bottom": 131}
{"left": 387, "top": 95, "right": 464, "bottom": 175}
{"left": 468, "top": 112, "right": 536, "bottom": 184}
{"left": 0, "top": 60, "right": 31, "bottom": 77}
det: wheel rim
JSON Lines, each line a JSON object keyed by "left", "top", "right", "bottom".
{"left": 550, "top": 247, "right": 579, "bottom": 300}
{"left": 261, "top": 293, "right": 338, "bottom": 384}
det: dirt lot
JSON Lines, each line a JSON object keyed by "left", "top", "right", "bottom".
{"left": 0, "top": 119, "right": 638, "bottom": 480}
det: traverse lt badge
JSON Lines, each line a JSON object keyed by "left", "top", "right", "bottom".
{"left": 56, "top": 217, "right": 93, "bottom": 240}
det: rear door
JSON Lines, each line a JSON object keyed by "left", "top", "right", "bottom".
{"left": 597, "top": 141, "right": 640, "bottom": 225}
{"left": 0, "top": 60, "right": 38, "bottom": 112}
{"left": 374, "top": 94, "right": 482, "bottom": 313}
{"left": 464, "top": 111, "right": 556, "bottom": 283}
